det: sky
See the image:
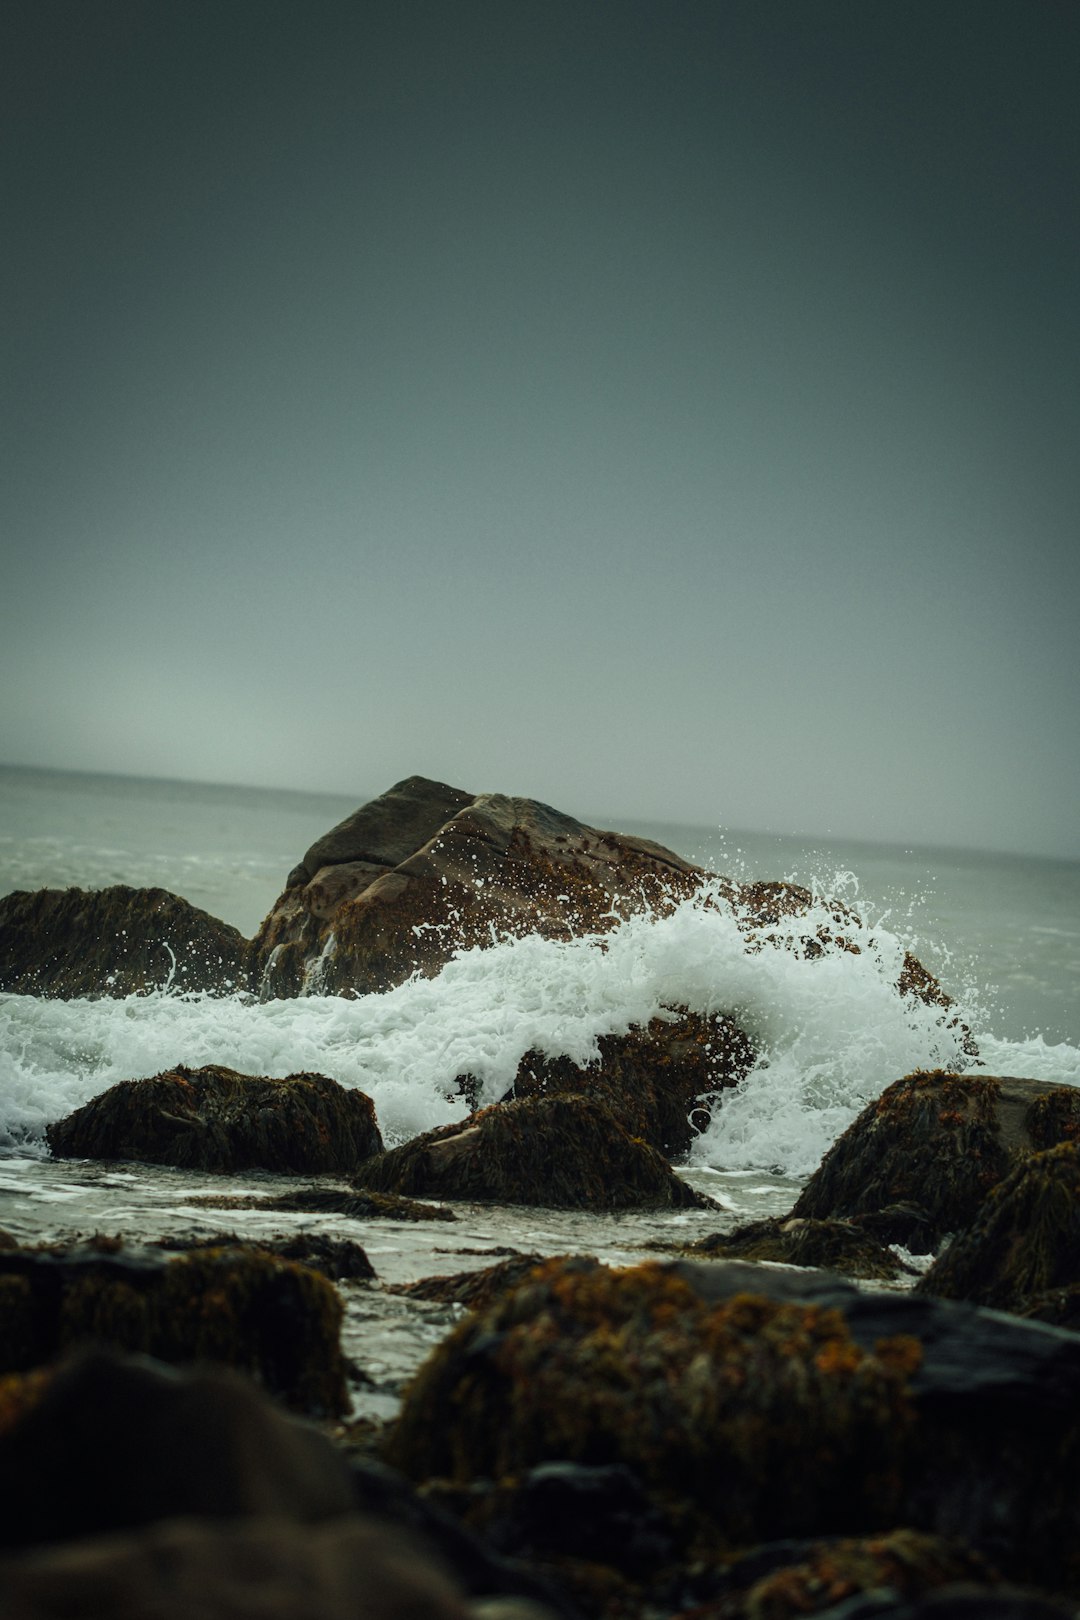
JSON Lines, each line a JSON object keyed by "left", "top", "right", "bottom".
{"left": 2, "top": 0, "right": 1078, "bottom": 859}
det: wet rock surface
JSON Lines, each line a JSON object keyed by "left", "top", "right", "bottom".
{"left": 0, "top": 885, "right": 249, "bottom": 998}
{"left": 356, "top": 1094, "right": 718, "bottom": 1210}
{"left": 251, "top": 775, "right": 706, "bottom": 998}
{"left": 683, "top": 1215, "right": 914, "bottom": 1280}
{"left": 790, "top": 1072, "right": 1080, "bottom": 1249}
{"left": 916, "top": 1140, "right": 1080, "bottom": 1322}
{"left": 46, "top": 1065, "right": 383, "bottom": 1175}
{"left": 0, "top": 1239, "right": 349, "bottom": 1415}
{"left": 466, "top": 1008, "right": 755, "bottom": 1159}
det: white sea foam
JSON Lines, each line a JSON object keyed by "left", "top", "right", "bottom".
{"left": 5, "top": 881, "right": 1074, "bottom": 1171}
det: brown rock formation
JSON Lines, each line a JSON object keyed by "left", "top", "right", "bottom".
{"left": 251, "top": 775, "right": 706, "bottom": 997}
{"left": 45, "top": 1065, "right": 382, "bottom": 1175}
{"left": 355, "top": 1093, "right": 717, "bottom": 1211}
{"left": 791, "top": 1072, "right": 1080, "bottom": 1250}
{"left": 460, "top": 1008, "right": 755, "bottom": 1159}
{"left": 0, "top": 886, "right": 248, "bottom": 998}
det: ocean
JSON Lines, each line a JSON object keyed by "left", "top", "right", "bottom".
{"left": 1, "top": 763, "right": 1078, "bottom": 1415}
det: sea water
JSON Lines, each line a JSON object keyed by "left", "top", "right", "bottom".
{"left": 1, "top": 764, "right": 1077, "bottom": 1412}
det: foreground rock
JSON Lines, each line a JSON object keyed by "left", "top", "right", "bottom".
{"left": 357, "top": 1094, "right": 717, "bottom": 1211}
{"left": 46, "top": 1065, "right": 382, "bottom": 1174}
{"left": 465, "top": 1009, "right": 756, "bottom": 1158}
{"left": 386, "top": 1254, "right": 1080, "bottom": 1595}
{"left": 0, "top": 1241, "right": 348, "bottom": 1415}
{"left": 790, "top": 1071, "right": 1080, "bottom": 1249}
{"left": 0, "top": 885, "right": 248, "bottom": 998}
{"left": 0, "top": 1352, "right": 562, "bottom": 1619}
{"left": 252, "top": 775, "right": 706, "bottom": 997}
{"left": 917, "top": 1141, "right": 1080, "bottom": 1324}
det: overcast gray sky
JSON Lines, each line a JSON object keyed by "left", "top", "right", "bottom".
{"left": 2, "top": 0, "right": 1077, "bottom": 858}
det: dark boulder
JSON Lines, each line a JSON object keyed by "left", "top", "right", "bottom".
{"left": 152, "top": 1231, "right": 376, "bottom": 1282}
{"left": 0, "top": 1350, "right": 356, "bottom": 1548}
{"left": 385, "top": 1256, "right": 917, "bottom": 1551}
{"left": 917, "top": 1141, "right": 1080, "bottom": 1322}
{"left": 790, "top": 1073, "right": 1080, "bottom": 1250}
{"left": 46, "top": 1064, "right": 382, "bottom": 1175}
{"left": 389, "top": 1254, "right": 547, "bottom": 1312}
{"left": 0, "top": 1517, "right": 478, "bottom": 1620}
{"left": 465, "top": 1008, "right": 756, "bottom": 1158}
{"left": 0, "top": 886, "right": 248, "bottom": 998}
{"left": 0, "top": 1241, "right": 349, "bottom": 1416}
{"left": 356, "top": 1094, "right": 717, "bottom": 1211}
{"left": 387, "top": 1252, "right": 1080, "bottom": 1592}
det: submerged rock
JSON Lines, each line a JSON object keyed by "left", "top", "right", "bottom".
{"left": 917, "top": 1141, "right": 1080, "bottom": 1323}
{"left": 685, "top": 1216, "right": 914, "bottom": 1280}
{"left": 0, "top": 1352, "right": 502, "bottom": 1620}
{"left": 389, "top": 1254, "right": 547, "bottom": 1312}
{"left": 0, "top": 885, "right": 249, "bottom": 998}
{"left": 45, "top": 1064, "right": 382, "bottom": 1175}
{"left": 0, "top": 1242, "right": 349, "bottom": 1416}
{"left": 790, "top": 1072, "right": 1080, "bottom": 1250}
{"left": 464, "top": 1008, "right": 755, "bottom": 1158}
{"left": 356, "top": 1094, "right": 717, "bottom": 1211}
{"left": 151, "top": 1231, "right": 377, "bottom": 1282}
{"left": 251, "top": 775, "right": 705, "bottom": 998}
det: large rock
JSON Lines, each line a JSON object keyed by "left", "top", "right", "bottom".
{"left": 251, "top": 775, "right": 705, "bottom": 998}
{"left": 0, "top": 885, "right": 248, "bottom": 998}
{"left": 385, "top": 1256, "right": 917, "bottom": 1551}
{"left": 387, "top": 1253, "right": 1080, "bottom": 1593}
{"left": 355, "top": 1093, "right": 717, "bottom": 1211}
{"left": 466, "top": 1008, "right": 756, "bottom": 1159}
{"left": 0, "top": 1241, "right": 349, "bottom": 1416}
{"left": 45, "top": 1065, "right": 383, "bottom": 1175}
{"left": 917, "top": 1141, "right": 1080, "bottom": 1323}
{"left": 790, "top": 1072, "right": 1080, "bottom": 1250}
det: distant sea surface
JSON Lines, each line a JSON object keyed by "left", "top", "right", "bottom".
{"left": 2, "top": 763, "right": 1077, "bottom": 1045}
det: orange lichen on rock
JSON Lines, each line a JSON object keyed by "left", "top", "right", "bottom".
{"left": 385, "top": 1257, "right": 917, "bottom": 1548}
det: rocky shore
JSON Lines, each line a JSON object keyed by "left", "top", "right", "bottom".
{"left": 1, "top": 778, "right": 1078, "bottom": 1618}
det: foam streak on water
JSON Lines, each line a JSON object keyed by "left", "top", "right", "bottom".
{"left": 5, "top": 882, "right": 1076, "bottom": 1173}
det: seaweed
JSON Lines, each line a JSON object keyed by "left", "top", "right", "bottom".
{"left": 385, "top": 1256, "right": 918, "bottom": 1550}
{"left": 918, "top": 1141, "right": 1080, "bottom": 1318}
{"left": 358, "top": 1094, "right": 716, "bottom": 1211}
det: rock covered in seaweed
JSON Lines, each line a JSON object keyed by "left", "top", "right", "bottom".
{"left": 389, "top": 1253, "right": 1080, "bottom": 1595}
{"left": 0, "top": 1240, "right": 349, "bottom": 1416}
{"left": 790, "top": 1072, "right": 1080, "bottom": 1250}
{"left": 356, "top": 1094, "right": 717, "bottom": 1211}
{"left": 0, "top": 886, "right": 249, "bottom": 998}
{"left": 45, "top": 1065, "right": 382, "bottom": 1175}
{"left": 917, "top": 1140, "right": 1080, "bottom": 1323}
{"left": 463, "top": 1008, "right": 755, "bottom": 1158}
{"left": 385, "top": 1256, "right": 918, "bottom": 1550}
